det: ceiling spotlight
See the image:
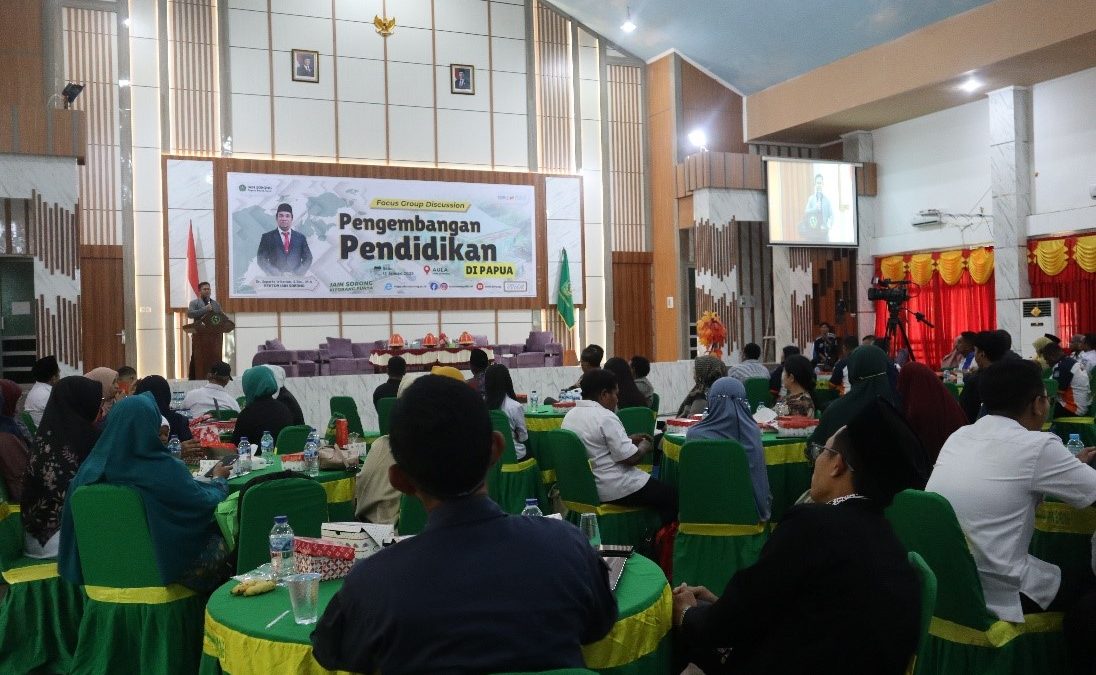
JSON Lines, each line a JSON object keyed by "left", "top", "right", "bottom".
{"left": 958, "top": 77, "right": 982, "bottom": 93}
{"left": 687, "top": 129, "right": 708, "bottom": 151}
{"left": 61, "top": 82, "right": 84, "bottom": 109}
{"left": 621, "top": 6, "right": 636, "bottom": 32}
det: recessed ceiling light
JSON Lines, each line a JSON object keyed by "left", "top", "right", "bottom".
{"left": 621, "top": 19, "right": 636, "bottom": 33}
{"left": 687, "top": 129, "right": 708, "bottom": 150}
{"left": 958, "top": 77, "right": 982, "bottom": 93}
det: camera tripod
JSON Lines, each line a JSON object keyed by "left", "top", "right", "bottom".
{"left": 883, "top": 301, "right": 917, "bottom": 364}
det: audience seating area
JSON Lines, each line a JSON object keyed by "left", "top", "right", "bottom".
{"left": 252, "top": 331, "right": 564, "bottom": 375}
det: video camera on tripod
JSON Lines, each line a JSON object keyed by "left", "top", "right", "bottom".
{"left": 866, "top": 277, "right": 912, "bottom": 304}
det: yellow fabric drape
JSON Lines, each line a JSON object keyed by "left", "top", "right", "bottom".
{"left": 908, "top": 254, "right": 936, "bottom": 286}
{"left": 525, "top": 416, "right": 565, "bottom": 432}
{"left": 581, "top": 584, "right": 671, "bottom": 668}
{"left": 1034, "top": 501, "right": 1096, "bottom": 535}
{"left": 880, "top": 256, "right": 906, "bottom": 281}
{"left": 1, "top": 562, "right": 59, "bottom": 585}
{"left": 1033, "top": 239, "right": 1070, "bottom": 276}
{"left": 1073, "top": 236, "right": 1096, "bottom": 273}
{"left": 678, "top": 522, "right": 767, "bottom": 536}
{"left": 928, "top": 612, "right": 1063, "bottom": 648}
{"left": 501, "top": 457, "right": 537, "bottom": 473}
{"left": 85, "top": 584, "right": 195, "bottom": 604}
{"left": 662, "top": 437, "right": 808, "bottom": 466}
{"left": 562, "top": 500, "right": 647, "bottom": 516}
{"left": 966, "top": 247, "right": 994, "bottom": 284}
{"left": 320, "top": 478, "right": 354, "bottom": 505}
{"left": 204, "top": 613, "right": 355, "bottom": 675}
{"left": 936, "top": 250, "right": 966, "bottom": 285}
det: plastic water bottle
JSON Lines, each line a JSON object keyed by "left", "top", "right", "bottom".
{"left": 756, "top": 402, "right": 770, "bottom": 415}
{"left": 260, "top": 431, "right": 274, "bottom": 457}
{"left": 269, "top": 516, "right": 295, "bottom": 583}
{"left": 237, "top": 437, "right": 252, "bottom": 473}
{"left": 167, "top": 435, "right": 181, "bottom": 460}
{"left": 520, "top": 498, "right": 543, "bottom": 517}
{"left": 170, "top": 391, "right": 183, "bottom": 411}
{"left": 529, "top": 389, "right": 540, "bottom": 410}
{"left": 1067, "top": 434, "right": 1085, "bottom": 456}
{"left": 304, "top": 433, "right": 319, "bottom": 477}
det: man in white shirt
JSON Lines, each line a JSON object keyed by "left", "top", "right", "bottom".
{"left": 728, "top": 343, "right": 770, "bottom": 383}
{"left": 24, "top": 355, "right": 60, "bottom": 426}
{"left": 927, "top": 359, "right": 1096, "bottom": 624}
{"left": 1079, "top": 333, "right": 1096, "bottom": 374}
{"left": 182, "top": 361, "right": 240, "bottom": 415}
{"left": 561, "top": 368, "right": 676, "bottom": 524}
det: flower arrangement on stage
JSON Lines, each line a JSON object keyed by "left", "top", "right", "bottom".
{"left": 697, "top": 310, "right": 727, "bottom": 358}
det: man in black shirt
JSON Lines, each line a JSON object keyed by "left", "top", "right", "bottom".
{"left": 372, "top": 356, "right": 405, "bottom": 408}
{"left": 959, "top": 330, "right": 1019, "bottom": 423}
{"left": 312, "top": 375, "right": 617, "bottom": 673}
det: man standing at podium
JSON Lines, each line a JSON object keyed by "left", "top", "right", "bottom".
{"left": 256, "top": 202, "right": 313, "bottom": 275}
{"left": 187, "top": 281, "right": 222, "bottom": 319}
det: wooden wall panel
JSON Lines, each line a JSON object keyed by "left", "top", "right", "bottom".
{"left": 533, "top": 3, "right": 573, "bottom": 174}
{"left": 169, "top": 0, "right": 219, "bottom": 155}
{"left": 606, "top": 64, "right": 647, "bottom": 252}
{"left": 679, "top": 61, "right": 745, "bottom": 154}
{"left": 648, "top": 55, "right": 681, "bottom": 361}
{"left": 808, "top": 247, "right": 858, "bottom": 338}
{"left": 612, "top": 252, "right": 653, "bottom": 359}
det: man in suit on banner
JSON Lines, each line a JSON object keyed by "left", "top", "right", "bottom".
{"left": 257, "top": 202, "right": 313, "bottom": 275}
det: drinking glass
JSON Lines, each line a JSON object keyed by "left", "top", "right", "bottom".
{"left": 287, "top": 573, "right": 321, "bottom": 625}
{"left": 579, "top": 513, "right": 602, "bottom": 548}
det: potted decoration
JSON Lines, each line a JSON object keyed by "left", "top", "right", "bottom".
{"left": 458, "top": 331, "right": 475, "bottom": 346}
{"left": 422, "top": 332, "right": 438, "bottom": 348}
{"left": 388, "top": 333, "right": 405, "bottom": 349}
{"left": 697, "top": 310, "right": 727, "bottom": 358}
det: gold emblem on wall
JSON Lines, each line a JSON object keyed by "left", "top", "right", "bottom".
{"left": 374, "top": 15, "right": 396, "bottom": 36}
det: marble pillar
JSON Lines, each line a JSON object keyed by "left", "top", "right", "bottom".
{"left": 843, "top": 130, "right": 877, "bottom": 339}
{"left": 987, "top": 87, "right": 1033, "bottom": 344}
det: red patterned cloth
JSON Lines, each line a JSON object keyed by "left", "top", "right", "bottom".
{"left": 293, "top": 537, "right": 356, "bottom": 581}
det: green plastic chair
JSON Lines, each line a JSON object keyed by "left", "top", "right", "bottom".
{"left": 211, "top": 408, "right": 238, "bottom": 422}
{"left": 543, "top": 429, "right": 660, "bottom": 548}
{"left": 617, "top": 406, "right": 656, "bottom": 437}
{"left": 885, "top": 490, "right": 1068, "bottom": 674}
{"left": 944, "top": 382, "right": 961, "bottom": 399}
{"left": 236, "top": 478, "right": 327, "bottom": 573}
{"left": 69, "top": 485, "right": 205, "bottom": 674}
{"left": 742, "top": 377, "right": 771, "bottom": 412}
{"left": 19, "top": 411, "right": 36, "bottom": 436}
{"left": 274, "top": 424, "right": 311, "bottom": 454}
{"left": 398, "top": 493, "right": 428, "bottom": 536}
{"left": 672, "top": 439, "right": 768, "bottom": 592}
{"left": 377, "top": 397, "right": 397, "bottom": 436}
{"left": 330, "top": 396, "right": 366, "bottom": 437}
{"left": 488, "top": 410, "right": 540, "bottom": 514}
{"left": 0, "top": 485, "right": 85, "bottom": 674}
{"left": 649, "top": 392, "right": 660, "bottom": 413}
{"left": 908, "top": 551, "right": 938, "bottom": 675}
{"left": 494, "top": 670, "right": 599, "bottom": 674}
{"left": 236, "top": 396, "right": 247, "bottom": 409}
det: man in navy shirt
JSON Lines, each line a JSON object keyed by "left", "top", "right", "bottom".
{"left": 311, "top": 375, "right": 617, "bottom": 674}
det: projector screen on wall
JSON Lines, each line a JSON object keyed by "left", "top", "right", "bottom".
{"left": 765, "top": 158, "right": 858, "bottom": 246}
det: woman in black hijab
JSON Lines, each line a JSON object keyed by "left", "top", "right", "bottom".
{"left": 134, "top": 375, "right": 193, "bottom": 442}
{"left": 20, "top": 376, "right": 104, "bottom": 558}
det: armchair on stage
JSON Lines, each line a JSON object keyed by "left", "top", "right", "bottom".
{"left": 182, "top": 311, "right": 235, "bottom": 380}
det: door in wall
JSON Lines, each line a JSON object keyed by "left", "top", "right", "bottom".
{"left": 0, "top": 257, "right": 36, "bottom": 383}
{"left": 611, "top": 252, "right": 654, "bottom": 361}
{"left": 80, "top": 245, "right": 125, "bottom": 370}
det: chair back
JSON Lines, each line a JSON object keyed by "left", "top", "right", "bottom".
{"left": 236, "top": 477, "right": 327, "bottom": 573}
{"left": 377, "top": 397, "right": 398, "bottom": 436}
{"left": 1044, "top": 378, "right": 1059, "bottom": 401}
{"left": 885, "top": 489, "right": 996, "bottom": 630}
{"left": 944, "top": 382, "right": 961, "bottom": 399}
{"left": 274, "top": 424, "right": 310, "bottom": 454}
{"left": 908, "top": 550, "right": 938, "bottom": 669}
{"left": 742, "top": 378, "right": 771, "bottom": 412}
{"left": 211, "top": 409, "right": 238, "bottom": 422}
{"left": 0, "top": 480, "right": 23, "bottom": 570}
{"left": 649, "top": 392, "right": 660, "bottom": 413}
{"left": 237, "top": 396, "right": 247, "bottom": 409}
{"left": 329, "top": 396, "right": 365, "bottom": 436}
{"left": 678, "top": 439, "right": 760, "bottom": 524}
{"left": 486, "top": 410, "right": 512, "bottom": 502}
{"left": 70, "top": 485, "right": 162, "bottom": 587}
{"left": 19, "top": 412, "right": 36, "bottom": 436}
{"left": 617, "top": 406, "right": 656, "bottom": 437}
{"left": 544, "top": 429, "right": 601, "bottom": 506}
{"left": 398, "top": 493, "right": 428, "bottom": 536}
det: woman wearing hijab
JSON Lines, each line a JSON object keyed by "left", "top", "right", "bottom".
{"left": 810, "top": 345, "right": 900, "bottom": 445}
{"left": 134, "top": 375, "right": 193, "bottom": 442}
{"left": 20, "top": 376, "right": 103, "bottom": 558}
{"left": 677, "top": 355, "right": 729, "bottom": 417}
{"left": 58, "top": 394, "right": 233, "bottom": 592}
{"left": 484, "top": 364, "right": 529, "bottom": 460}
{"left": 0, "top": 379, "right": 31, "bottom": 503}
{"left": 896, "top": 362, "right": 968, "bottom": 466}
{"left": 84, "top": 366, "right": 118, "bottom": 425}
{"left": 262, "top": 364, "right": 305, "bottom": 426}
{"left": 686, "top": 377, "right": 772, "bottom": 521}
{"left": 231, "top": 367, "right": 294, "bottom": 448}
{"left": 604, "top": 357, "right": 649, "bottom": 410}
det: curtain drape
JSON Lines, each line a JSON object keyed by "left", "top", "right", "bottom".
{"left": 874, "top": 248, "right": 996, "bottom": 367}
{"left": 1028, "top": 236, "right": 1096, "bottom": 339}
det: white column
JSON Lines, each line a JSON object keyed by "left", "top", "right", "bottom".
{"left": 987, "top": 86, "right": 1033, "bottom": 343}
{"left": 843, "top": 130, "right": 877, "bottom": 340}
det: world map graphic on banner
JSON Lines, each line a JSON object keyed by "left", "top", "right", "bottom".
{"left": 226, "top": 172, "right": 537, "bottom": 299}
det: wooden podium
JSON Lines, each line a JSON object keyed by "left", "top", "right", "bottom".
{"left": 183, "top": 311, "right": 235, "bottom": 380}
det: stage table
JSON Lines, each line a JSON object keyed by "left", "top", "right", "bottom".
{"left": 199, "top": 553, "right": 671, "bottom": 675}
{"left": 368, "top": 346, "right": 494, "bottom": 372}
{"left": 226, "top": 456, "right": 356, "bottom": 522}
{"left": 662, "top": 431, "right": 810, "bottom": 521}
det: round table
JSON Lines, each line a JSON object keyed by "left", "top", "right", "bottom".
{"left": 662, "top": 431, "right": 810, "bottom": 521}
{"left": 200, "top": 553, "right": 671, "bottom": 675}
{"left": 524, "top": 405, "right": 568, "bottom": 482}
{"left": 227, "top": 456, "right": 357, "bottom": 522}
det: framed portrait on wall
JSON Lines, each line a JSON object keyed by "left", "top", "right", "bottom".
{"left": 292, "top": 49, "right": 320, "bottom": 83}
{"left": 450, "top": 64, "right": 474, "bottom": 95}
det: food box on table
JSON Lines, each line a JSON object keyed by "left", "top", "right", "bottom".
{"left": 665, "top": 417, "right": 699, "bottom": 432}
{"left": 552, "top": 401, "right": 576, "bottom": 410}
{"left": 321, "top": 522, "right": 394, "bottom": 559}
{"left": 293, "top": 536, "right": 356, "bottom": 581}
{"left": 280, "top": 452, "right": 305, "bottom": 472}
{"left": 775, "top": 415, "right": 819, "bottom": 438}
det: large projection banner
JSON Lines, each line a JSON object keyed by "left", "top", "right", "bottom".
{"left": 226, "top": 172, "right": 537, "bottom": 299}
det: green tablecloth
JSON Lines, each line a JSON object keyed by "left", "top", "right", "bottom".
{"left": 200, "top": 553, "right": 670, "bottom": 675}
{"left": 663, "top": 432, "right": 810, "bottom": 521}
{"left": 226, "top": 456, "right": 357, "bottom": 522}
{"left": 524, "top": 405, "right": 567, "bottom": 461}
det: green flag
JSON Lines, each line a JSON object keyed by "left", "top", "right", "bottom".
{"left": 556, "top": 248, "right": 575, "bottom": 329}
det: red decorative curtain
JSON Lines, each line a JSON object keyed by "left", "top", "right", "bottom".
{"left": 873, "top": 247, "right": 996, "bottom": 367}
{"left": 1028, "top": 235, "right": 1096, "bottom": 339}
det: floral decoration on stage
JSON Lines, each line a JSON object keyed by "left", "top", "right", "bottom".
{"left": 697, "top": 310, "right": 727, "bottom": 358}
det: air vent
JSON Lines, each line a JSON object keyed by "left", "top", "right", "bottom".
{"left": 1022, "top": 299, "right": 1052, "bottom": 318}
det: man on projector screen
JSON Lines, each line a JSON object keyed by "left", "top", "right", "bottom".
{"left": 256, "top": 202, "right": 313, "bottom": 276}
{"left": 799, "top": 174, "right": 834, "bottom": 243}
